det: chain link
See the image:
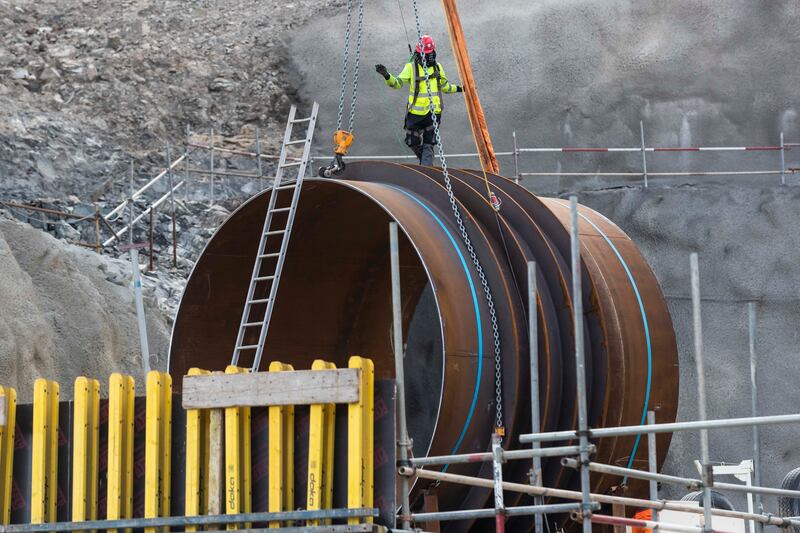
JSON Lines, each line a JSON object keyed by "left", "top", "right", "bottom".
{"left": 410, "top": 0, "right": 505, "bottom": 436}
{"left": 335, "top": 0, "right": 353, "bottom": 131}
{"left": 347, "top": 0, "right": 365, "bottom": 133}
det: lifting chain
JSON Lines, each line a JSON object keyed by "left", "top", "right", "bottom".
{"left": 335, "top": 0, "right": 353, "bottom": 131}
{"left": 348, "top": 0, "right": 365, "bottom": 133}
{"left": 323, "top": 0, "right": 364, "bottom": 177}
{"left": 410, "top": 0, "right": 505, "bottom": 438}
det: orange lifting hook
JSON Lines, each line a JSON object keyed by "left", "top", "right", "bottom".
{"left": 318, "top": 130, "right": 355, "bottom": 178}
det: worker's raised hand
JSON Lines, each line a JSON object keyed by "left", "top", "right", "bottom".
{"left": 456, "top": 85, "right": 464, "bottom": 93}
{"left": 375, "top": 64, "right": 390, "bottom": 80}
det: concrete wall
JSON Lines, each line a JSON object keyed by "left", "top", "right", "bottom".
{"left": 291, "top": 0, "right": 800, "bottom": 190}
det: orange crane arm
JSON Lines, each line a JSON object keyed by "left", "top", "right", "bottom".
{"left": 440, "top": 0, "right": 500, "bottom": 174}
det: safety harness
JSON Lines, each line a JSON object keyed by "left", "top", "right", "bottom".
{"left": 409, "top": 61, "right": 444, "bottom": 115}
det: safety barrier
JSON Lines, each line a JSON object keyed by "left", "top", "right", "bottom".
{"left": 347, "top": 357, "right": 374, "bottom": 526}
{"left": 267, "top": 362, "right": 294, "bottom": 528}
{"left": 306, "top": 360, "right": 336, "bottom": 526}
{"left": 71, "top": 378, "right": 99, "bottom": 524}
{"left": 224, "top": 366, "right": 251, "bottom": 529}
{"left": 107, "top": 373, "right": 135, "bottom": 531}
{"left": 184, "top": 368, "right": 208, "bottom": 532}
{"left": 0, "top": 386, "right": 17, "bottom": 525}
{"left": 144, "top": 372, "right": 172, "bottom": 533}
{"left": 30, "top": 380, "right": 59, "bottom": 525}
{"left": 0, "top": 359, "right": 378, "bottom": 532}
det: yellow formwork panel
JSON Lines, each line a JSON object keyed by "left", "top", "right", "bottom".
{"left": 347, "top": 357, "right": 374, "bottom": 525}
{"left": 72, "top": 377, "right": 100, "bottom": 523}
{"left": 185, "top": 368, "right": 209, "bottom": 532}
{"left": 322, "top": 398, "right": 336, "bottom": 522}
{"left": 160, "top": 373, "right": 173, "bottom": 524}
{"left": 306, "top": 360, "right": 337, "bottom": 527}
{"left": 144, "top": 371, "right": 172, "bottom": 533}
{"left": 107, "top": 374, "right": 135, "bottom": 533}
{"left": 224, "top": 366, "right": 252, "bottom": 530}
{"left": 122, "top": 375, "right": 135, "bottom": 529}
{"left": 267, "top": 362, "right": 294, "bottom": 529}
{"left": 30, "top": 379, "right": 59, "bottom": 525}
{"left": 0, "top": 386, "right": 17, "bottom": 525}
{"left": 363, "top": 358, "right": 375, "bottom": 521}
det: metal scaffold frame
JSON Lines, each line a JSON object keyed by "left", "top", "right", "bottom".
{"left": 339, "top": 125, "right": 798, "bottom": 188}
{"left": 386, "top": 200, "right": 800, "bottom": 533}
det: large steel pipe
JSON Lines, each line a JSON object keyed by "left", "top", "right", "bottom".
{"left": 169, "top": 161, "right": 678, "bottom": 530}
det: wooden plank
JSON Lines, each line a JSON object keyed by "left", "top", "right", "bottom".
{"left": 182, "top": 369, "right": 360, "bottom": 409}
{"left": 207, "top": 409, "right": 224, "bottom": 517}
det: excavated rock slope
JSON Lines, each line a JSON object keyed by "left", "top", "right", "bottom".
{"left": 0, "top": 0, "right": 338, "bottom": 200}
{"left": 0, "top": 212, "right": 172, "bottom": 401}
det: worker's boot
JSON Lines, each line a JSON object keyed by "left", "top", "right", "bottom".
{"left": 420, "top": 144, "right": 435, "bottom": 166}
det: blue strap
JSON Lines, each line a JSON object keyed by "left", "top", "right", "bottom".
{"left": 556, "top": 201, "right": 653, "bottom": 483}
{"left": 393, "top": 187, "right": 483, "bottom": 471}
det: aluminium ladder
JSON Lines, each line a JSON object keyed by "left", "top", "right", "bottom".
{"left": 231, "top": 102, "right": 319, "bottom": 372}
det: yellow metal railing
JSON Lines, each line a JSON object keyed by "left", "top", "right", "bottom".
{"left": 0, "top": 356, "right": 376, "bottom": 530}
{"left": 72, "top": 377, "right": 100, "bottom": 524}
{"left": 107, "top": 373, "right": 135, "bottom": 533}
{"left": 224, "top": 366, "right": 251, "bottom": 530}
{"left": 306, "top": 360, "right": 337, "bottom": 526}
{"left": 0, "top": 385, "right": 17, "bottom": 525}
{"left": 185, "top": 368, "right": 209, "bottom": 532}
{"left": 348, "top": 356, "right": 375, "bottom": 525}
{"left": 267, "top": 362, "right": 294, "bottom": 528}
{"left": 31, "top": 379, "right": 59, "bottom": 524}
{"left": 144, "top": 371, "right": 172, "bottom": 533}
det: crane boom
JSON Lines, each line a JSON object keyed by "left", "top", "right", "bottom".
{"left": 440, "top": 0, "right": 500, "bottom": 174}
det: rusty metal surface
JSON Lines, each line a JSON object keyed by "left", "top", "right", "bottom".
{"left": 169, "top": 161, "right": 678, "bottom": 531}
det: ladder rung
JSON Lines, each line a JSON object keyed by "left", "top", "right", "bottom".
{"left": 276, "top": 184, "right": 297, "bottom": 190}
{"left": 285, "top": 139, "right": 308, "bottom": 146}
{"left": 280, "top": 161, "right": 303, "bottom": 168}
{"left": 291, "top": 117, "right": 312, "bottom": 124}
{"left": 236, "top": 345, "right": 259, "bottom": 351}
{"left": 271, "top": 207, "right": 292, "bottom": 213}
{"left": 266, "top": 229, "right": 286, "bottom": 235}
{"left": 255, "top": 275, "right": 276, "bottom": 281}
{"left": 249, "top": 298, "right": 270, "bottom": 304}
{"left": 258, "top": 252, "right": 281, "bottom": 258}
{"left": 244, "top": 321, "right": 264, "bottom": 327}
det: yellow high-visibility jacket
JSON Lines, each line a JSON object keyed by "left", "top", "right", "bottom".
{"left": 385, "top": 62, "right": 459, "bottom": 115}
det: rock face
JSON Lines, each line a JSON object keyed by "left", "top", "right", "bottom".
{"left": 576, "top": 183, "right": 800, "bottom": 512}
{"left": 0, "top": 0, "right": 335, "bottom": 201}
{"left": 0, "top": 211, "right": 172, "bottom": 401}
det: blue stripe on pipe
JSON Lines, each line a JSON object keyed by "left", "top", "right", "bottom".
{"left": 393, "top": 187, "right": 484, "bottom": 469}
{"left": 556, "top": 201, "right": 653, "bottom": 483}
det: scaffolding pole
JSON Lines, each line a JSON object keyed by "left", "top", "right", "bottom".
{"left": 691, "top": 252, "right": 713, "bottom": 533}
{"left": 528, "top": 260, "right": 544, "bottom": 533}
{"left": 396, "top": 466, "right": 800, "bottom": 529}
{"left": 748, "top": 302, "right": 763, "bottom": 533}
{"left": 389, "top": 223, "right": 412, "bottom": 530}
{"left": 520, "top": 412, "right": 800, "bottom": 443}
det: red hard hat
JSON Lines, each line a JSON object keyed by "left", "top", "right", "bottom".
{"left": 415, "top": 35, "right": 436, "bottom": 55}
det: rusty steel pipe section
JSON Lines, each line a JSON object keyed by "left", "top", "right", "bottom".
{"left": 169, "top": 161, "right": 678, "bottom": 529}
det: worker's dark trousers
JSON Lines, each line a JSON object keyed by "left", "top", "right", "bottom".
{"left": 405, "top": 112, "right": 440, "bottom": 166}
{"left": 418, "top": 143, "right": 435, "bottom": 166}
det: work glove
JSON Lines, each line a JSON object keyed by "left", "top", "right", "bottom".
{"left": 456, "top": 85, "right": 464, "bottom": 92}
{"left": 375, "top": 64, "right": 390, "bottom": 80}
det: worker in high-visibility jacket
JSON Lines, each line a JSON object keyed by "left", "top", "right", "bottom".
{"left": 375, "top": 35, "right": 463, "bottom": 166}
